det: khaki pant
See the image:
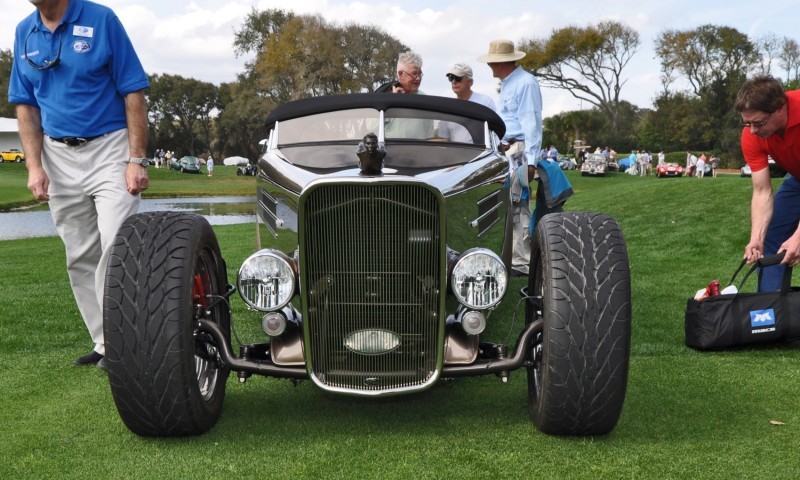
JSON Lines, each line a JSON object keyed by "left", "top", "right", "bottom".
{"left": 507, "top": 142, "right": 532, "bottom": 274}
{"left": 42, "top": 129, "right": 140, "bottom": 355}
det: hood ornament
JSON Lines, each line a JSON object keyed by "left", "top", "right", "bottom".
{"left": 356, "top": 132, "right": 386, "bottom": 175}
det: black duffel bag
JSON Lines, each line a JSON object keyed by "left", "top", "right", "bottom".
{"left": 685, "top": 253, "right": 800, "bottom": 350}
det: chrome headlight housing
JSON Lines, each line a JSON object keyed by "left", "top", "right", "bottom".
{"left": 451, "top": 248, "right": 507, "bottom": 309}
{"left": 238, "top": 250, "right": 296, "bottom": 311}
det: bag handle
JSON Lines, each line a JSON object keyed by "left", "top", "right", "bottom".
{"left": 729, "top": 252, "right": 791, "bottom": 293}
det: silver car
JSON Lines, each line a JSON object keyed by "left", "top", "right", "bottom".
{"left": 103, "top": 94, "right": 632, "bottom": 437}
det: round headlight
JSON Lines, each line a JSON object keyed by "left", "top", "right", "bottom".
{"left": 238, "top": 250, "right": 296, "bottom": 311}
{"left": 451, "top": 249, "right": 507, "bottom": 309}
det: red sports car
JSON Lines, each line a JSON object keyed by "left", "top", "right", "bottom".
{"left": 656, "top": 163, "right": 684, "bottom": 178}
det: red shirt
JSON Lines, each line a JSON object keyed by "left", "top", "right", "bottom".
{"left": 741, "top": 90, "right": 800, "bottom": 178}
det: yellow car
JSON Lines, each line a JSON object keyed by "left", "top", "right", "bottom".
{"left": 0, "top": 149, "right": 25, "bottom": 163}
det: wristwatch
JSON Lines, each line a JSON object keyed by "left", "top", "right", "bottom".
{"left": 129, "top": 157, "right": 149, "bottom": 168}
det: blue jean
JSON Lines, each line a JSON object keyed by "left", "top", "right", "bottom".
{"left": 761, "top": 174, "right": 800, "bottom": 291}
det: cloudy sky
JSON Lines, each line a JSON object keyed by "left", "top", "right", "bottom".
{"left": 3, "top": 0, "right": 798, "bottom": 117}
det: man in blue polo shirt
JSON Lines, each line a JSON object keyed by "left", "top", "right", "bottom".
{"left": 8, "top": 0, "right": 150, "bottom": 372}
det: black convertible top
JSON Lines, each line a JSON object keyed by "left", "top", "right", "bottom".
{"left": 265, "top": 93, "right": 506, "bottom": 140}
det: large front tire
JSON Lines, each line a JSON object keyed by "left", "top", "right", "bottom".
{"left": 104, "top": 212, "right": 230, "bottom": 436}
{"left": 525, "top": 212, "right": 631, "bottom": 435}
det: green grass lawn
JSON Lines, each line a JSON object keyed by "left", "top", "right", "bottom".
{"left": 0, "top": 162, "right": 255, "bottom": 211}
{"left": 1, "top": 170, "right": 798, "bottom": 479}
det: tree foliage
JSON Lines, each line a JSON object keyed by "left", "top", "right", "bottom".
{"left": 520, "top": 21, "right": 640, "bottom": 134}
{"left": 0, "top": 49, "right": 16, "bottom": 118}
{"left": 779, "top": 38, "right": 800, "bottom": 83}
{"left": 146, "top": 73, "right": 219, "bottom": 157}
{"left": 236, "top": 9, "right": 407, "bottom": 103}
{"left": 655, "top": 25, "right": 759, "bottom": 96}
{"left": 653, "top": 25, "right": 761, "bottom": 162}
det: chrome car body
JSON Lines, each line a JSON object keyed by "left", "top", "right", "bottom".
{"left": 250, "top": 94, "right": 511, "bottom": 395}
{"left": 104, "top": 93, "right": 631, "bottom": 437}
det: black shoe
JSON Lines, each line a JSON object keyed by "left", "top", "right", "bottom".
{"left": 74, "top": 350, "right": 103, "bottom": 366}
{"left": 510, "top": 268, "right": 528, "bottom": 278}
{"left": 97, "top": 357, "right": 109, "bottom": 373}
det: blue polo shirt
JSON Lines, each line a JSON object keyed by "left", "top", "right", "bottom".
{"left": 8, "top": 0, "right": 149, "bottom": 138}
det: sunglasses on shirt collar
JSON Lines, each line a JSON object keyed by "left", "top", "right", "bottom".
{"left": 24, "top": 27, "right": 64, "bottom": 70}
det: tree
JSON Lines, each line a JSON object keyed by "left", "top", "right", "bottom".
{"left": 339, "top": 23, "right": 408, "bottom": 92}
{"left": 755, "top": 32, "right": 781, "bottom": 76}
{"left": 654, "top": 25, "right": 759, "bottom": 160}
{"left": 520, "top": 21, "right": 640, "bottom": 135}
{"left": 147, "top": 74, "right": 219, "bottom": 156}
{"left": 0, "top": 49, "right": 16, "bottom": 118}
{"left": 216, "top": 79, "right": 276, "bottom": 160}
{"left": 639, "top": 92, "right": 710, "bottom": 153}
{"left": 655, "top": 25, "right": 759, "bottom": 97}
{"left": 779, "top": 37, "right": 800, "bottom": 83}
{"left": 234, "top": 9, "right": 407, "bottom": 103}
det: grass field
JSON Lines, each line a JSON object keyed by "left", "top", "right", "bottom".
{"left": 0, "top": 162, "right": 254, "bottom": 211}
{"left": 1, "top": 168, "right": 799, "bottom": 479}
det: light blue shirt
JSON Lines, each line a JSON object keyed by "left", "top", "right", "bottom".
{"left": 497, "top": 66, "right": 543, "bottom": 165}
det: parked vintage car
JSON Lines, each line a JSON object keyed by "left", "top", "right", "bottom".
{"left": 555, "top": 155, "right": 577, "bottom": 170}
{"left": 580, "top": 152, "right": 608, "bottom": 176}
{"left": 103, "top": 94, "right": 631, "bottom": 437}
{"left": 237, "top": 163, "right": 257, "bottom": 176}
{"left": 0, "top": 148, "right": 25, "bottom": 162}
{"left": 170, "top": 155, "right": 202, "bottom": 174}
{"left": 656, "top": 162, "right": 684, "bottom": 178}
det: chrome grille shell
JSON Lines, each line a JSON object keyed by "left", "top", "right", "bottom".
{"left": 299, "top": 180, "right": 446, "bottom": 395}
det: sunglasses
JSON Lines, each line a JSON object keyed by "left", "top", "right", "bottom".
{"left": 24, "top": 28, "right": 63, "bottom": 71}
{"left": 446, "top": 74, "right": 464, "bottom": 83}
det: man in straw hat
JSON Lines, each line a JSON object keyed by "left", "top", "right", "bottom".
{"left": 478, "top": 39, "right": 544, "bottom": 276}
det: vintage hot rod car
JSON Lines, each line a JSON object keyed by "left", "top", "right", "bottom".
{"left": 103, "top": 94, "right": 631, "bottom": 437}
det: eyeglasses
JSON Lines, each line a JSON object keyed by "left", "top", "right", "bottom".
{"left": 740, "top": 111, "right": 774, "bottom": 129}
{"left": 401, "top": 70, "right": 423, "bottom": 80}
{"left": 446, "top": 74, "right": 464, "bottom": 83}
{"left": 24, "top": 28, "right": 63, "bottom": 71}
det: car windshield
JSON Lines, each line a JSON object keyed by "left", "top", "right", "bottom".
{"left": 273, "top": 107, "right": 491, "bottom": 170}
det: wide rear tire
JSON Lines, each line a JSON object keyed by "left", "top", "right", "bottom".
{"left": 104, "top": 212, "right": 230, "bottom": 436}
{"left": 525, "top": 212, "right": 631, "bottom": 435}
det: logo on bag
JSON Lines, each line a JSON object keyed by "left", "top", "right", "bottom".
{"left": 750, "top": 309, "right": 776, "bottom": 334}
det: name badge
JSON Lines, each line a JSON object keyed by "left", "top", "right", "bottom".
{"left": 73, "top": 26, "right": 94, "bottom": 38}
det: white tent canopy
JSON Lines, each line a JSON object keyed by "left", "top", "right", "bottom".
{"left": 223, "top": 156, "right": 249, "bottom": 166}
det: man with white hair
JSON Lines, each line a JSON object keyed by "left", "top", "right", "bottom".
{"left": 377, "top": 51, "right": 425, "bottom": 94}
{"left": 382, "top": 51, "right": 432, "bottom": 138}
{"left": 393, "top": 51, "right": 424, "bottom": 94}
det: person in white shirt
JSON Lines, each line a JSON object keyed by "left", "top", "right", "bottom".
{"left": 438, "top": 62, "right": 496, "bottom": 143}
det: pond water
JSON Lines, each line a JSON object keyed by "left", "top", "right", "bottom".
{"left": 0, "top": 197, "right": 257, "bottom": 241}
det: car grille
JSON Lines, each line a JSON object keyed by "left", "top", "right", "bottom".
{"left": 301, "top": 183, "right": 444, "bottom": 394}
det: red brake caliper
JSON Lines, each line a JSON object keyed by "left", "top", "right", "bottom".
{"left": 193, "top": 272, "right": 209, "bottom": 309}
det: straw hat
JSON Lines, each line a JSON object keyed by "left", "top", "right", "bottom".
{"left": 477, "top": 39, "right": 526, "bottom": 63}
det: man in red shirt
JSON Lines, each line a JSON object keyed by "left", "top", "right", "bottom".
{"left": 735, "top": 76, "right": 800, "bottom": 290}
